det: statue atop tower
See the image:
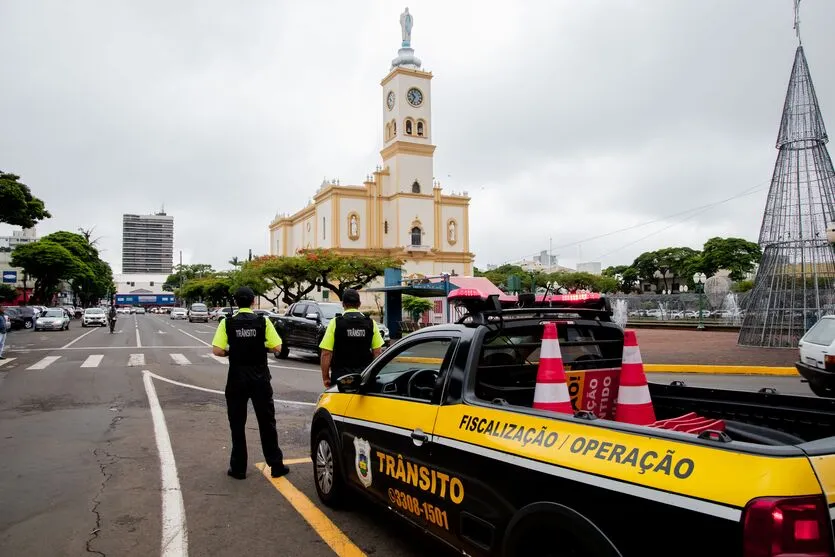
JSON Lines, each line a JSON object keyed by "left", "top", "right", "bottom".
{"left": 392, "top": 7, "right": 422, "bottom": 69}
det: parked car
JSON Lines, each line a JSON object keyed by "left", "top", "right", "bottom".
{"left": 34, "top": 308, "right": 71, "bottom": 331}
{"left": 9, "top": 306, "right": 38, "bottom": 329}
{"left": 188, "top": 303, "right": 209, "bottom": 323}
{"left": 170, "top": 308, "right": 188, "bottom": 320}
{"left": 135, "top": 307, "right": 146, "bottom": 315}
{"left": 214, "top": 307, "right": 239, "bottom": 322}
{"left": 2, "top": 307, "right": 27, "bottom": 330}
{"left": 82, "top": 307, "right": 108, "bottom": 327}
{"left": 796, "top": 315, "right": 835, "bottom": 398}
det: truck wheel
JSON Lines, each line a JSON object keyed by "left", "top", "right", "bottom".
{"left": 312, "top": 428, "right": 345, "bottom": 507}
{"left": 809, "top": 382, "right": 835, "bottom": 398}
{"left": 275, "top": 344, "right": 290, "bottom": 359}
{"left": 504, "top": 509, "right": 620, "bottom": 557}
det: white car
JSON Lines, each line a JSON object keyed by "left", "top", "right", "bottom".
{"left": 135, "top": 307, "right": 146, "bottom": 315}
{"left": 796, "top": 315, "right": 835, "bottom": 398}
{"left": 170, "top": 308, "right": 188, "bottom": 320}
{"left": 82, "top": 307, "right": 108, "bottom": 327}
{"left": 35, "top": 308, "right": 71, "bottom": 331}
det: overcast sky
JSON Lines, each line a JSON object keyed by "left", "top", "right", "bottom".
{"left": 2, "top": 1, "right": 834, "bottom": 274}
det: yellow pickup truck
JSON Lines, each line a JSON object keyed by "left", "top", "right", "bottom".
{"left": 310, "top": 291, "right": 835, "bottom": 557}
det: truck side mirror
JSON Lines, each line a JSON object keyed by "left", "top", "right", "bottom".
{"left": 336, "top": 373, "right": 363, "bottom": 393}
{"left": 305, "top": 312, "right": 320, "bottom": 321}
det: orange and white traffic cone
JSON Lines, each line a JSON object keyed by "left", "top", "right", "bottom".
{"left": 614, "top": 329, "right": 656, "bottom": 425}
{"left": 533, "top": 322, "right": 574, "bottom": 415}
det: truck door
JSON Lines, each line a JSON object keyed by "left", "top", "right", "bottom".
{"left": 339, "top": 333, "right": 460, "bottom": 539}
{"left": 288, "top": 303, "right": 308, "bottom": 344}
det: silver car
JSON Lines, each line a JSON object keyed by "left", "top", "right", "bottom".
{"left": 188, "top": 303, "right": 209, "bottom": 323}
{"left": 82, "top": 307, "right": 107, "bottom": 327}
{"left": 35, "top": 308, "right": 71, "bottom": 331}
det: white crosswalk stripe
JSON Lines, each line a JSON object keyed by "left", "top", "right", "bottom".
{"left": 169, "top": 353, "right": 191, "bottom": 366}
{"left": 27, "top": 356, "right": 61, "bottom": 370}
{"left": 127, "top": 354, "right": 145, "bottom": 367}
{"left": 80, "top": 355, "right": 104, "bottom": 368}
{"left": 0, "top": 357, "right": 16, "bottom": 367}
{"left": 210, "top": 354, "right": 227, "bottom": 365}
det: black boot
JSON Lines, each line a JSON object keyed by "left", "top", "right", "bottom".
{"left": 227, "top": 468, "right": 246, "bottom": 480}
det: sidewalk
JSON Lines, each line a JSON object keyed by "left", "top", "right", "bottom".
{"left": 634, "top": 329, "right": 797, "bottom": 368}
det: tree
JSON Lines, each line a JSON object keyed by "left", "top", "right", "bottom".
{"left": 630, "top": 247, "right": 700, "bottom": 292}
{"left": 163, "top": 264, "right": 215, "bottom": 292}
{"left": 300, "top": 249, "right": 403, "bottom": 301}
{"left": 0, "top": 284, "right": 17, "bottom": 303}
{"left": 0, "top": 172, "right": 51, "bottom": 228}
{"left": 248, "top": 255, "right": 318, "bottom": 305}
{"left": 402, "top": 295, "right": 434, "bottom": 321}
{"left": 700, "top": 237, "right": 762, "bottom": 281}
{"left": 11, "top": 240, "right": 80, "bottom": 304}
{"left": 475, "top": 264, "right": 528, "bottom": 291}
{"left": 41, "top": 231, "right": 114, "bottom": 307}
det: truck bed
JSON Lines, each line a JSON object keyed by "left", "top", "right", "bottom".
{"left": 649, "top": 381, "right": 835, "bottom": 445}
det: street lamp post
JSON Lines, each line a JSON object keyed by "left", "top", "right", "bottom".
{"left": 693, "top": 273, "right": 707, "bottom": 330}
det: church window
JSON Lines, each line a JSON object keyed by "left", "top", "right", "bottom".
{"left": 323, "top": 217, "right": 326, "bottom": 239}
{"left": 417, "top": 121, "right": 424, "bottom": 136}
{"left": 411, "top": 226, "right": 422, "bottom": 246}
{"left": 412, "top": 180, "right": 421, "bottom": 194}
{"left": 385, "top": 122, "right": 391, "bottom": 140}
{"left": 405, "top": 118, "right": 413, "bottom": 135}
{"left": 392, "top": 119, "right": 397, "bottom": 136}
{"left": 384, "top": 220, "right": 389, "bottom": 234}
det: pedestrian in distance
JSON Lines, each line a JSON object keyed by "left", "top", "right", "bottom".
{"left": 319, "top": 288, "right": 384, "bottom": 389}
{"left": 212, "top": 286, "right": 290, "bottom": 480}
{"left": 107, "top": 304, "right": 117, "bottom": 334}
{"left": 0, "top": 307, "right": 7, "bottom": 359}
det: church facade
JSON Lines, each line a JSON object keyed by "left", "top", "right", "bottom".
{"left": 268, "top": 9, "right": 474, "bottom": 278}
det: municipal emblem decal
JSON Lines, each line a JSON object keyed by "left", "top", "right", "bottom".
{"left": 354, "top": 437, "right": 373, "bottom": 488}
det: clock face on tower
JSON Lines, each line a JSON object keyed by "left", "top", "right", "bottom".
{"left": 386, "top": 91, "right": 395, "bottom": 110}
{"left": 406, "top": 87, "right": 423, "bottom": 107}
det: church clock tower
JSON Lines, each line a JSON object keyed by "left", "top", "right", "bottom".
{"left": 379, "top": 7, "right": 435, "bottom": 197}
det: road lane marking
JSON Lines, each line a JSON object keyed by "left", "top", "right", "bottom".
{"left": 135, "top": 319, "right": 142, "bottom": 348}
{"left": 284, "top": 457, "right": 312, "bottom": 465}
{"left": 269, "top": 363, "right": 323, "bottom": 373}
{"left": 142, "top": 371, "right": 189, "bottom": 557}
{"left": 27, "top": 356, "right": 61, "bottom": 370}
{"left": 128, "top": 354, "right": 146, "bottom": 367}
{"left": 143, "top": 371, "right": 316, "bottom": 407}
{"left": 170, "top": 353, "right": 191, "bottom": 366}
{"left": 0, "top": 358, "right": 16, "bottom": 367}
{"left": 255, "top": 462, "right": 365, "bottom": 557}
{"left": 61, "top": 327, "right": 98, "bottom": 349}
{"left": 176, "top": 328, "right": 211, "bottom": 347}
{"left": 81, "top": 355, "right": 104, "bottom": 368}
{"left": 210, "top": 355, "right": 227, "bottom": 365}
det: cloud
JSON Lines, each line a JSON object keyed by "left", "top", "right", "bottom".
{"left": 1, "top": 0, "right": 834, "bottom": 274}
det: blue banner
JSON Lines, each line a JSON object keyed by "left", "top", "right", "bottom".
{"left": 2, "top": 271, "right": 17, "bottom": 284}
{"left": 115, "top": 294, "right": 175, "bottom": 305}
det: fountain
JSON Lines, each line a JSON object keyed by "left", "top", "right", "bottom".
{"left": 721, "top": 292, "right": 742, "bottom": 326}
{"left": 612, "top": 299, "right": 628, "bottom": 329}
{"left": 656, "top": 301, "right": 669, "bottom": 320}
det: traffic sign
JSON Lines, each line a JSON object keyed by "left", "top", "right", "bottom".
{"left": 2, "top": 271, "right": 17, "bottom": 284}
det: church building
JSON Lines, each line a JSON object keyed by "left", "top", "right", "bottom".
{"left": 268, "top": 8, "right": 474, "bottom": 278}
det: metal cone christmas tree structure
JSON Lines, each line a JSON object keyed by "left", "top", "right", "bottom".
{"left": 739, "top": 46, "right": 835, "bottom": 347}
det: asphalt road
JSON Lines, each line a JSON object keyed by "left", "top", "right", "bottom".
{"left": 0, "top": 314, "right": 819, "bottom": 557}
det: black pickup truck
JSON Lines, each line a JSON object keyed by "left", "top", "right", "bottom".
{"left": 271, "top": 301, "right": 345, "bottom": 360}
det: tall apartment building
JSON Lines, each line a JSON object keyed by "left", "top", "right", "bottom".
{"left": 122, "top": 212, "right": 174, "bottom": 274}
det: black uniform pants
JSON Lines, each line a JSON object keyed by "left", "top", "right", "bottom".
{"left": 225, "top": 371, "right": 284, "bottom": 473}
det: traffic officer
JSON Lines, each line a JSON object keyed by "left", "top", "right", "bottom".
{"left": 211, "top": 287, "right": 290, "bottom": 480}
{"left": 319, "top": 288, "right": 384, "bottom": 388}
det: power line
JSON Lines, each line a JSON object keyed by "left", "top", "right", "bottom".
{"left": 494, "top": 178, "right": 771, "bottom": 266}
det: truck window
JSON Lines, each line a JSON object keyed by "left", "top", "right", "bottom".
{"left": 472, "top": 323, "right": 622, "bottom": 409}
{"left": 366, "top": 338, "right": 455, "bottom": 402}
{"left": 803, "top": 318, "right": 835, "bottom": 345}
{"left": 291, "top": 304, "right": 308, "bottom": 317}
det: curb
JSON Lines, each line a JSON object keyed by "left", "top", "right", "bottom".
{"left": 643, "top": 364, "right": 799, "bottom": 376}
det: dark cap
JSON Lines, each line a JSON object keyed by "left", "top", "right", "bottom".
{"left": 342, "top": 289, "right": 361, "bottom": 307}
{"left": 233, "top": 286, "right": 256, "bottom": 306}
